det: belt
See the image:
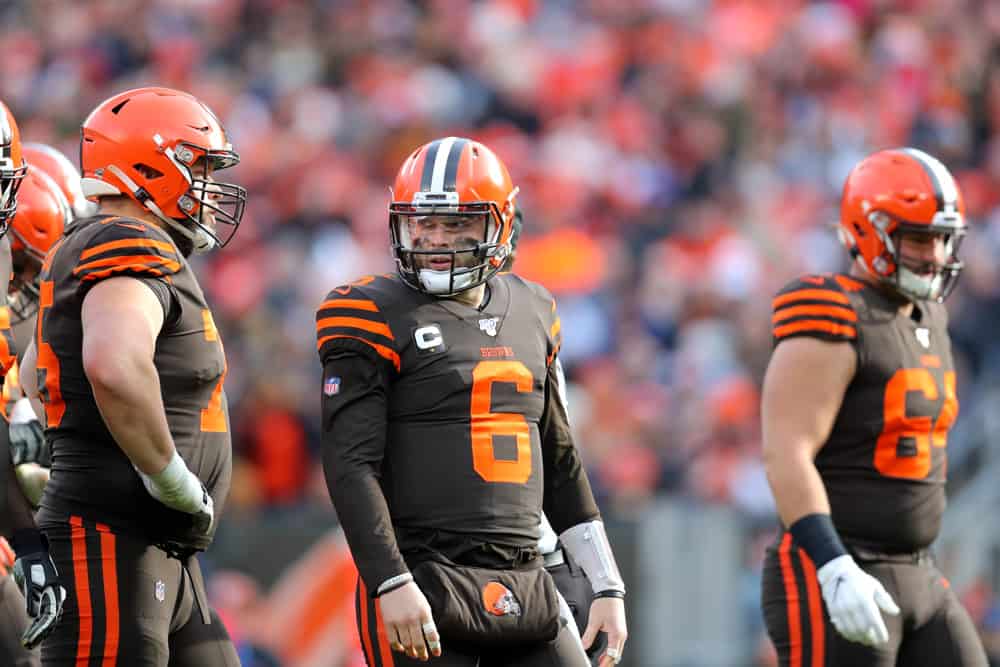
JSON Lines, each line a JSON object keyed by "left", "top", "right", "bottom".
{"left": 543, "top": 548, "right": 565, "bottom": 569}
{"left": 848, "top": 544, "right": 933, "bottom": 566}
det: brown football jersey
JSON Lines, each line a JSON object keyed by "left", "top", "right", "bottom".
{"left": 772, "top": 273, "right": 958, "bottom": 552}
{"left": 316, "top": 272, "right": 566, "bottom": 552}
{"left": 34, "top": 215, "right": 230, "bottom": 550}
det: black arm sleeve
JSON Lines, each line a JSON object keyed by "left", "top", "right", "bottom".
{"left": 540, "top": 360, "right": 600, "bottom": 533}
{"left": 321, "top": 350, "right": 409, "bottom": 592}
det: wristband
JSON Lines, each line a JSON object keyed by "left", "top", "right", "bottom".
{"left": 376, "top": 572, "right": 413, "bottom": 597}
{"left": 594, "top": 589, "right": 626, "bottom": 600}
{"left": 788, "top": 513, "right": 848, "bottom": 568}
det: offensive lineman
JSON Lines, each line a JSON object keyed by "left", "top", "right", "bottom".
{"left": 760, "top": 148, "right": 988, "bottom": 666}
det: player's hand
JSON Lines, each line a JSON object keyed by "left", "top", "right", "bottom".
{"left": 11, "top": 533, "right": 67, "bottom": 650}
{"left": 582, "top": 596, "right": 627, "bottom": 666}
{"left": 378, "top": 581, "right": 441, "bottom": 661}
{"left": 817, "top": 554, "right": 899, "bottom": 647}
{"left": 9, "top": 397, "right": 48, "bottom": 467}
{"left": 191, "top": 485, "right": 215, "bottom": 537}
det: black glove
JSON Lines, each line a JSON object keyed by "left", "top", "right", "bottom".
{"left": 11, "top": 529, "right": 67, "bottom": 650}
{"left": 10, "top": 418, "right": 49, "bottom": 467}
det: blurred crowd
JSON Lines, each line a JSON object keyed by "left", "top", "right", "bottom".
{"left": 6, "top": 0, "right": 1000, "bottom": 664}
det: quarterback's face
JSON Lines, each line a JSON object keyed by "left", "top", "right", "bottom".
{"left": 406, "top": 214, "right": 486, "bottom": 271}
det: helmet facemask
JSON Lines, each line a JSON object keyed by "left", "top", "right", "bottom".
{"left": 0, "top": 159, "right": 27, "bottom": 233}
{"left": 389, "top": 192, "right": 512, "bottom": 297}
{"left": 156, "top": 139, "right": 246, "bottom": 254}
{"left": 865, "top": 210, "right": 966, "bottom": 303}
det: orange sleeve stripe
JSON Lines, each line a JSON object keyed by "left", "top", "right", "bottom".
{"left": 0, "top": 305, "right": 10, "bottom": 329}
{"left": 772, "top": 304, "right": 857, "bottom": 323}
{"left": 316, "top": 316, "right": 394, "bottom": 340}
{"left": 80, "top": 238, "right": 176, "bottom": 260}
{"left": 77, "top": 264, "right": 173, "bottom": 282}
{"left": 74, "top": 254, "right": 181, "bottom": 275}
{"left": 317, "top": 334, "right": 400, "bottom": 371}
{"left": 772, "top": 288, "right": 850, "bottom": 309}
{"left": 550, "top": 317, "right": 561, "bottom": 339}
{"left": 773, "top": 319, "right": 856, "bottom": 339}
{"left": 318, "top": 299, "right": 379, "bottom": 313}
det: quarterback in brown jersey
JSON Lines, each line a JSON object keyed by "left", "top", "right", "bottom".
{"left": 16, "top": 87, "right": 245, "bottom": 666}
{"left": 317, "top": 137, "right": 627, "bottom": 667}
{"left": 760, "top": 148, "right": 988, "bottom": 666}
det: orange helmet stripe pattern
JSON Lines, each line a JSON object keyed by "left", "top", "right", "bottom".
{"left": 418, "top": 136, "right": 469, "bottom": 193}
{"left": 900, "top": 147, "right": 960, "bottom": 217}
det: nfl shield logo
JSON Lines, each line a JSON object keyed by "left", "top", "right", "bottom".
{"left": 155, "top": 580, "right": 166, "bottom": 602}
{"left": 323, "top": 376, "right": 341, "bottom": 396}
{"left": 479, "top": 317, "right": 499, "bottom": 337}
{"left": 915, "top": 328, "right": 931, "bottom": 349}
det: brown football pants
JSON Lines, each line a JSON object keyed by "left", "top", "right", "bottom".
{"left": 761, "top": 533, "right": 988, "bottom": 667}
{"left": 355, "top": 577, "right": 592, "bottom": 667}
{"left": 37, "top": 513, "right": 240, "bottom": 666}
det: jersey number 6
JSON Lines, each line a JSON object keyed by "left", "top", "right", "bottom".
{"left": 470, "top": 360, "right": 533, "bottom": 484}
{"left": 874, "top": 368, "right": 957, "bottom": 480}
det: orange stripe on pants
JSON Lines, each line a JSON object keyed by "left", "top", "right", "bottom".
{"left": 778, "top": 533, "right": 803, "bottom": 667}
{"left": 798, "top": 549, "right": 825, "bottom": 667}
{"left": 358, "top": 578, "right": 377, "bottom": 666}
{"left": 373, "top": 597, "right": 395, "bottom": 667}
{"left": 70, "top": 516, "right": 93, "bottom": 666}
{"left": 96, "top": 523, "right": 119, "bottom": 667}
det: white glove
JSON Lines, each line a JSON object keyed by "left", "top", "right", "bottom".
{"left": 137, "top": 451, "right": 215, "bottom": 536}
{"left": 817, "top": 554, "right": 900, "bottom": 647}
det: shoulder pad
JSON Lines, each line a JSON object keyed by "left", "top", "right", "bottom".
{"left": 315, "top": 276, "right": 400, "bottom": 372}
{"left": 72, "top": 217, "right": 181, "bottom": 283}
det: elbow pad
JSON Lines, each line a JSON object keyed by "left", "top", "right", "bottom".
{"left": 559, "top": 520, "right": 625, "bottom": 595}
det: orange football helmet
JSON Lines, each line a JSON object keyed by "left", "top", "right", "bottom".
{"left": 80, "top": 86, "right": 246, "bottom": 253}
{"left": 8, "top": 168, "right": 70, "bottom": 322}
{"left": 22, "top": 142, "right": 97, "bottom": 220}
{"left": 389, "top": 137, "right": 519, "bottom": 295}
{"left": 0, "top": 100, "right": 27, "bottom": 231}
{"left": 839, "top": 147, "right": 966, "bottom": 302}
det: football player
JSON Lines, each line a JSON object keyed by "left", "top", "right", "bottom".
{"left": 760, "top": 148, "right": 988, "bottom": 665}
{"left": 316, "top": 137, "right": 627, "bottom": 667}
{"left": 1, "top": 100, "right": 66, "bottom": 664}
{"left": 17, "top": 87, "right": 245, "bottom": 665}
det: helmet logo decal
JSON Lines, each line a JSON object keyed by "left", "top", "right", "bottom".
{"left": 482, "top": 581, "right": 521, "bottom": 617}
